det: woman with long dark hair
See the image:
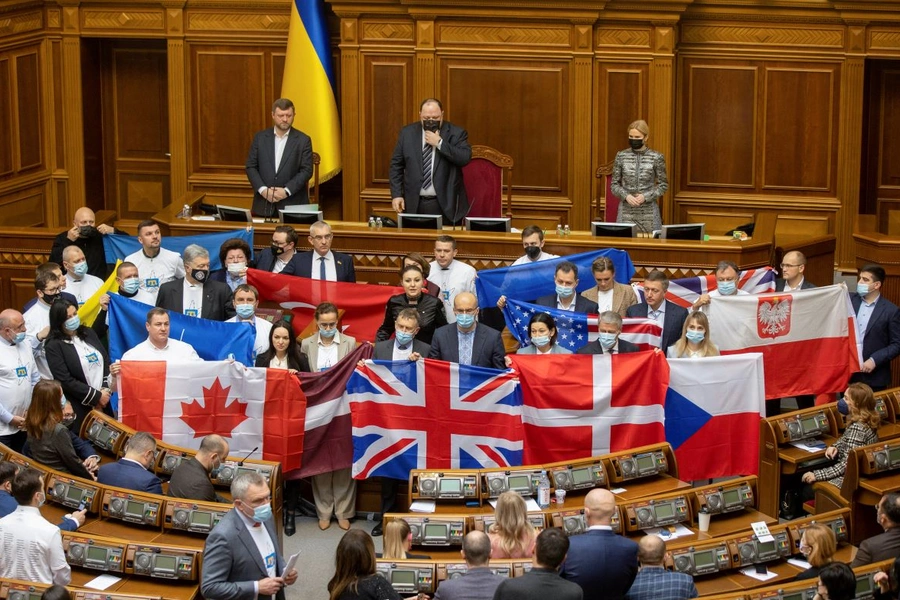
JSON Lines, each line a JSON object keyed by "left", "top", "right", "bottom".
{"left": 376, "top": 264, "right": 447, "bottom": 345}
{"left": 327, "top": 529, "right": 402, "bottom": 600}
{"left": 25, "top": 380, "right": 94, "bottom": 480}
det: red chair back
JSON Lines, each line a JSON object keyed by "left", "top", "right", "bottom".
{"left": 462, "top": 158, "right": 503, "bottom": 218}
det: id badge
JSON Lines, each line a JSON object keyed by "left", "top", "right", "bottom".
{"left": 86, "top": 352, "right": 99, "bottom": 365}
{"left": 15, "top": 366, "right": 27, "bottom": 379}
{"left": 442, "top": 289, "right": 451, "bottom": 302}
{"left": 145, "top": 278, "right": 159, "bottom": 289}
{"left": 185, "top": 308, "right": 199, "bottom": 318}
{"left": 265, "top": 552, "right": 276, "bottom": 570}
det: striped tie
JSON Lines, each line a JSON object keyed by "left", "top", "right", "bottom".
{"left": 422, "top": 143, "right": 433, "bottom": 190}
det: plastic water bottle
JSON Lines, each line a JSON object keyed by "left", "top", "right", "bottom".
{"left": 376, "top": 217, "right": 383, "bottom": 229}
{"left": 556, "top": 224, "right": 563, "bottom": 237}
{"left": 179, "top": 204, "right": 191, "bottom": 219}
{"left": 537, "top": 470, "right": 551, "bottom": 509}
{"left": 368, "top": 217, "right": 375, "bottom": 228}
{"left": 564, "top": 224, "right": 571, "bottom": 236}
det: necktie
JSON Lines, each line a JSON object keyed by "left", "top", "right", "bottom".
{"left": 319, "top": 256, "right": 326, "bottom": 280}
{"left": 422, "top": 143, "right": 433, "bottom": 190}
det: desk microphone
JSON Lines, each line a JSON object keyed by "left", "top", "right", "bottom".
{"left": 237, "top": 446, "right": 259, "bottom": 466}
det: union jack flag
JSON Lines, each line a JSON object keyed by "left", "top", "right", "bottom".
{"left": 633, "top": 267, "right": 776, "bottom": 308}
{"left": 346, "top": 359, "right": 523, "bottom": 480}
{"left": 502, "top": 298, "right": 661, "bottom": 352}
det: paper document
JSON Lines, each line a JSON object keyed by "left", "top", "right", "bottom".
{"left": 284, "top": 552, "right": 300, "bottom": 577}
{"left": 751, "top": 521, "right": 775, "bottom": 543}
{"left": 84, "top": 574, "right": 121, "bottom": 590}
{"left": 643, "top": 522, "right": 694, "bottom": 540}
{"left": 408, "top": 500, "right": 436, "bottom": 513}
{"left": 790, "top": 440, "right": 826, "bottom": 453}
{"left": 788, "top": 558, "right": 812, "bottom": 570}
{"left": 740, "top": 566, "right": 778, "bottom": 582}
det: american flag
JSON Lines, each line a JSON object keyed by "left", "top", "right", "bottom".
{"left": 502, "top": 298, "right": 661, "bottom": 352}
{"left": 346, "top": 359, "right": 523, "bottom": 480}
{"left": 633, "top": 267, "right": 776, "bottom": 308}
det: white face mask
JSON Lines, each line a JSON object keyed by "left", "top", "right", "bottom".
{"left": 227, "top": 262, "right": 247, "bottom": 275}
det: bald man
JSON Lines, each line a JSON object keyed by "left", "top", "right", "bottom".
{"left": 775, "top": 251, "right": 815, "bottom": 292}
{"left": 0, "top": 310, "right": 41, "bottom": 452}
{"left": 167, "top": 434, "right": 230, "bottom": 503}
{"left": 625, "top": 535, "right": 697, "bottom": 600}
{"left": 429, "top": 292, "right": 506, "bottom": 369}
{"left": 559, "top": 489, "right": 638, "bottom": 600}
{"left": 49, "top": 207, "right": 119, "bottom": 279}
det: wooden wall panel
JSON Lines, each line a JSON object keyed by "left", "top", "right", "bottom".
{"left": 596, "top": 64, "right": 648, "bottom": 168}
{"left": 362, "top": 55, "right": 413, "bottom": 189}
{"left": 880, "top": 69, "right": 900, "bottom": 196}
{"left": 14, "top": 52, "right": 41, "bottom": 171}
{"left": 0, "top": 58, "right": 11, "bottom": 177}
{"left": 683, "top": 63, "right": 757, "bottom": 189}
{"left": 762, "top": 67, "right": 836, "bottom": 192}
{"left": 446, "top": 60, "right": 569, "bottom": 195}
{"left": 0, "top": 187, "right": 46, "bottom": 226}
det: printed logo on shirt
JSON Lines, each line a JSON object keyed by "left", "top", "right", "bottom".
{"left": 185, "top": 308, "right": 199, "bottom": 318}
{"left": 145, "top": 278, "right": 160, "bottom": 289}
{"left": 442, "top": 290, "right": 451, "bottom": 302}
{"left": 86, "top": 352, "right": 99, "bottom": 365}
{"left": 265, "top": 552, "right": 276, "bottom": 570}
{"left": 15, "top": 366, "right": 27, "bottom": 379}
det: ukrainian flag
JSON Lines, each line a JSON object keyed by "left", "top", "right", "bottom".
{"left": 282, "top": 0, "right": 341, "bottom": 182}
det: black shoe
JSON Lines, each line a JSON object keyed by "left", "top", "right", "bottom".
{"left": 284, "top": 510, "right": 296, "bottom": 536}
{"left": 371, "top": 523, "right": 383, "bottom": 537}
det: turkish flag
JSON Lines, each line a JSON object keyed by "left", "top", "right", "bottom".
{"left": 511, "top": 352, "right": 669, "bottom": 464}
{"left": 248, "top": 269, "right": 403, "bottom": 343}
{"left": 118, "top": 361, "right": 305, "bottom": 471}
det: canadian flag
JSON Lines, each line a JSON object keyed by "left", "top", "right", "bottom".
{"left": 708, "top": 284, "right": 860, "bottom": 400}
{"left": 118, "top": 361, "right": 305, "bottom": 471}
{"left": 510, "top": 351, "right": 669, "bottom": 464}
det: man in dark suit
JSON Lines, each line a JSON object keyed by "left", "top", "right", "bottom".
{"left": 201, "top": 472, "right": 298, "bottom": 600}
{"left": 254, "top": 226, "right": 305, "bottom": 275}
{"left": 156, "top": 244, "right": 236, "bottom": 321}
{"left": 775, "top": 251, "right": 816, "bottom": 292}
{"left": 534, "top": 262, "right": 600, "bottom": 314}
{"left": 246, "top": 98, "right": 313, "bottom": 218}
{"left": 576, "top": 311, "right": 641, "bottom": 355}
{"left": 849, "top": 263, "right": 900, "bottom": 392}
{"left": 293, "top": 221, "right": 356, "bottom": 282}
{"left": 851, "top": 492, "right": 900, "bottom": 567}
{"left": 560, "top": 488, "right": 638, "bottom": 600}
{"left": 168, "top": 434, "right": 229, "bottom": 504}
{"left": 493, "top": 528, "right": 583, "bottom": 600}
{"left": 435, "top": 531, "right": 505, "bottom": 600}
{"left": 625, "top": 270, "right": 688, "bottom": 352}
{"left": 430, "top": 292, "right": 506, "bottom": 369}
{"left": 96, "top": 432, "right": 163, "bottom": 495}
{"left": 389, "top": 98, "right": 472, "bottom": 224}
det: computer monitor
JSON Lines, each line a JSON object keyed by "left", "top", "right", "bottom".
{"left": 661, "top": 223, "right": 705, "bottom": 241}
{"left": 217, "top": 205, "right": 253, "bottom": 222}
{"left": 465, "top": 217, "right": 511, "bottom": 233}
{"left": 591, "top": 222, "right": 637, "bottom": 238}
{"left": 398, "top": 213, "right": 443, "bottom": 231}
{"left": 279, "top": 210, "right": 324, "bottom": 225}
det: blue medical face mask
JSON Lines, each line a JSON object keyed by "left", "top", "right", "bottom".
{"left": 395, "top": 331, "right": 414, "bottom": 346}
{"left": 251, "top": 503, "right": 272, "bottom": 523}
{"left": 319, "top": 326, "right": 337, "bottom": 339}
{"left": 64, "top": 316, "right": 81, "bottom": 331}
{"left": 456, "top": 313, "right": 476, "bottom": 328}
{"left": 686, "top": 330, "right": 705, "bottom": 344}
{"left": 531, "top": 335, "right": 551, "bottom": 348}
{"left": 13, "top": 331, "right": 25, "bottom": 345}
{"left": 717, "top": 280, "right": 737, "bottom": 295}
{"left": 556, "top": 285, "right": 575, "bottom": 298}
{"left": 122, "top": 278, "right": 141, "bottom": 294}
{"left": 72, "top": 262, "right": 89, "bottom": 277}
{"left": 599, "top": 332, "right": 617, "bottom": 349}
{"left": 857, "top": 283, "right": 870, "bottom": 296}
{"left": 235, "top": 304, "right": 255, "bottom": 319}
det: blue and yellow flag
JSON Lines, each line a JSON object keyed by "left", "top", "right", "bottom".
{"left": 282, "top": 0, "right": 341, "bottom": 182}
{"left": 77, "top": 260, "right": 122, "bottom": 326}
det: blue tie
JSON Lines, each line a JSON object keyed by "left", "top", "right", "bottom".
{"left": 319, "top": 257, "right": 326, "bottom": 280}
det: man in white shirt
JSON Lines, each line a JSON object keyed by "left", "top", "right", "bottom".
{"left": 116, "top": 308, "right": 200, "bottom": 364}
{"left": 124, "top": 220, "right": 185, "bottom": 301}
{"left": 23, "top": 270, "right": 62, "bottom": 379}
{"left": 692, "top": 260, "right": 749, "bottom": 312}
{"left": 114, "top": 261, "right": 156, "bottom": 306}
{"left": 511, "top": 225, "right": 558, "bottom": 267}
{"left": 0, "top": 467, "right": 71, "bottom": 585}
{"left": 0, "top": 310, "right": 41, "bottom": 452}
{"left": 225, "top": 284, "right": 273, "bottom": 363}
{"left": 427, "top": 235, "right": 476, "bottom": 323}
{"left": 62, "top": 245, "right": 104, "bottom": 307}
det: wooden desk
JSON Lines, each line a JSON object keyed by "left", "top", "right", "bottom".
{"left": 152, "top": 530, "right": 208, "bottom": 550}
{"left": 776, "top": 436, "right": 837, "bottom": 475}
{"left": 693, "top": 510, "right": 778, "bottom": 542}
{"left": 68, "top": 568, "right": 129, "bottom": 590}
{"left": 694, "top": 576, "right": 746, "bottom": 597}
{"left": 114, "top": 578, "right": 200, "bottom": 600}
{"left": 611, "top": 476, "right": 693, "bottom": 501}
{"left": 78, "top": 520, "right": 162, "bottom": 543}
{"left": 725, "top": 562, "right": 804, "bottom": 591}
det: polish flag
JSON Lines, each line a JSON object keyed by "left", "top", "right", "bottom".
{"left": 118, "top": 361, "right": 305, "bottom": 471}
{"left": 665, "top": 354, "right": 765, "bottom": 480}
{"left": 708, "top": 284, "right": 860, "bottom": 399}
{"left": 510, "top": 351, "right": 669, "bottom": 464}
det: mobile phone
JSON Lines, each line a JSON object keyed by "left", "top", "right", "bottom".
{"left": 755, "top": 564, "right": 768, "bottom": 575}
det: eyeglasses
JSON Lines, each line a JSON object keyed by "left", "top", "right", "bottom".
{"left": 780, "top": 263, "right": 802, "bottom": 269}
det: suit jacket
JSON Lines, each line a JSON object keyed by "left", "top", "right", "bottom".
{"left": 581, "top": 282, "right": 638, "bottom": 317}
{"left": 300, "top": 333, "right": 357, "bottom": 371}
{"left": 245, "top": 127, "right": 313, "bottom": 217}
{"left": 850, "top": 293, "right": 900, "bottom": 389}
{"left": 428, "top": 323, "right": 506, "bottom": 370}
{"left": 254, "top": 249, "right": 305, "bottom": 275}
{"left": 560, "top": 529, "right": 638, "bottom": 600}
{"left": 624, "top": 566, "right": 697, "bottom": 600}
{"left": 575, "top": 339, "right": 641, "bottom": 355}
{"left": 626, "top": 300, "right": 689, "bottom": 351}
{"left": 373, "top": 338, "right": 431, "bottom": 361}
{"left": 0, "top": 490, "right": 78, "bottom": 531}
{"left": 44, "top": 329, "right": 113, "bottom": 432}
{"left": 493, "top": 568, "right": 583, "bottom": 600}
{"left": 534, "top": 294, "right": 599, "bottom": 315}
{"left": 156, "top": 277, "right": 236, "bottom": 321}
{"left": 389, "top": 121, "right": 472, "bottom": 223}
{"left": 201, "top": 508, "right": 285, "bottom": 600}
{"left": 434, "top": 567, "right": 506, "bottom": 600}
{"left": 293, "top": 250, "right": 357, "bottom": 282}
{"left": 97, "top": 458, "right": 163, "bottom": 495}
{"left": 774, "top": 278, "right": 816, "bottom": 291}
{"left": 167, "top": 456, "right": 219, "bottom": 503}
{"left": 850, "top": 527, "right": 900, "bottom": 567}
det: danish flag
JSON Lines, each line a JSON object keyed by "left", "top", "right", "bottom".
{"left": 346, "top": 359, "right": 523, "bottom": 480}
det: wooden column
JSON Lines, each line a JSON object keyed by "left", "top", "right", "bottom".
{"left": 648, "top": 23, "right": 675, "bottom": 225}
{"left": 338, "top": 14, "right": 361, "bottom": 222}
{"left": 571, "top": 22, "right": 595, "bottom": 230}
{"left": 57, "top": 0, "right": 86, "bottom": 218}
{"left": 165, "top": 2, "right": 187, "bottom": 204}
{"left": 414, "top": 17, "right": 436, "bottom": 106}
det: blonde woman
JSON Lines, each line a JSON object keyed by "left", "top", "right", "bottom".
{"left": 378, "top": 519, "right": 430, "bottom": 560}
{"left": 611, "top": 119, "right": 668, "bottom": 233}
{"left": 488, "top": 491, "right": 537, "bottom": 559}
{"left": 667, "top": 311, "right": 719, "bottom": 359}
{"left": 795, "top": 523, "right": 837, "bottom": 581}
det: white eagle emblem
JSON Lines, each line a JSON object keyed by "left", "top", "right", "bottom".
{"left": 757, "top": 297, "right": 792, "bottom": 338}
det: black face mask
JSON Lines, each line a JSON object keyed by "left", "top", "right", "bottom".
{"left": 62, "top": 415, "right": 76, "bottom": 428}
{"left": 271, "top": 244, "right": 285, "bottom": 257}
{"left": 41, "top": 292, "right": 60, "bottom": 305}
{"left": 422, "top": 119, "right": 441, "bottom": 133}
{"left": 78, "top": 225, "right": 97, "bottom": 238}
{"left": 191, "top": 269, "right": 209, "bottom": 284}
{"left": 629, "top": 138, "right": 644, "bottom": 151}
{"left": 525, "top": 246, "right": 542, "bottom": 260}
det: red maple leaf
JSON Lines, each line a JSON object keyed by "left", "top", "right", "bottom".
{"left": 180, "top": 378, "right": 249, "bottom": 439}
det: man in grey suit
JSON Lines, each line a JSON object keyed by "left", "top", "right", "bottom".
{"left": 201, "top": 472, "right": 297, "bottom": 600}
{"left": 389, "top": 98, "right": 472, "bottom": 224}
{"left": 435, "top": 531, "right": 505, "bottom": 600}
{"left": 246, "top": 98, "right": 314, "bottom": 218}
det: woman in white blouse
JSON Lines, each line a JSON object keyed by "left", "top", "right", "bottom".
{"left": 667, "top": 311, "right": 719, "bottom": 358}
{"left": 254, "top": 320, "right": 309, "bottom": 373}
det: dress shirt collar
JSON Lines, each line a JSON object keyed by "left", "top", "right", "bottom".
{"left": 588, "top": 524, "right": 613, "bottom": 531}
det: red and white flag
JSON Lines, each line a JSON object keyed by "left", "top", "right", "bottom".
{"left": 708, "top": 284, "right": 860, "bottom": 399}
{"left": 510, "top": 351, "right": 669, "bottom": 464}
{"left": 118, "top": 361, "right": 305, "bottom": 471}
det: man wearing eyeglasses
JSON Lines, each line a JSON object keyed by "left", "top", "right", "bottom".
{"left": 429, "top": 292, "right": 506, "bottom": 369}
{"left": 295, "top": 221, "right": 356, "bottom": 282}
{"left": 775, "top": 251, "right": 815, "bottom": 292}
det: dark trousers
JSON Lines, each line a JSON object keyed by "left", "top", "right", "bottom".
{"left": 0, "top": 431, "right": 26, "bottom": 453}
{"left": 380, "top": 477, "right": 404, "bottom": 520}
{"left": 416, "top": 195, "right": 441, "bottom": 216}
